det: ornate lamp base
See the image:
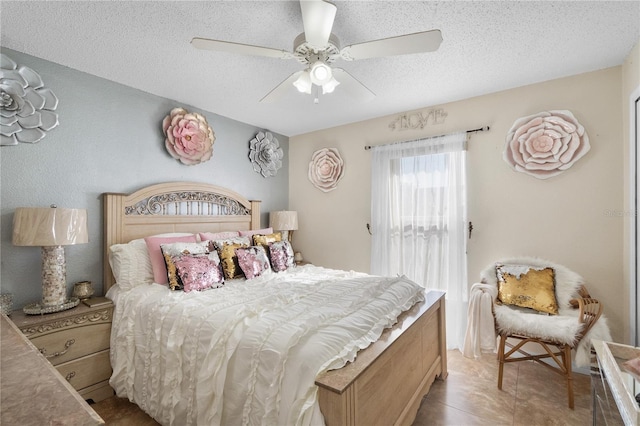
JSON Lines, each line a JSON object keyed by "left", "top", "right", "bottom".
{"left": 24, "top": 245, "right": 79, "bottom": 314}
{"left": 23, "top": 297, "right": 80, "bottom": 315}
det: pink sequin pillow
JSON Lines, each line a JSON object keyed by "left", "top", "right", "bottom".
{"left": 172, "top": 251, "right": 224, "bottom": 292}
{"left": 161, "top": 241, "right": 211, "bottom": 290}
{"left": 235, "top": 246, "right": 271, "bottom": 280}
{"left": 144, "top": 234, "right": 197, "bottom": 284}
{"left": 268, "top": 240, "right": 296, "bottom": 272}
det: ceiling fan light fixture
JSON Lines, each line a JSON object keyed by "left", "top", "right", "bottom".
{"left": 194, "top": 1, "right": 443, "bottom": 105}
{"left": 309, "top": 61, "right": 332, "bottom": 85}
{"left": 293, "top": 70, "right": 312, "bottom": 94}
{"left": 322, "top": 76, "right": 340, "bottom": 94}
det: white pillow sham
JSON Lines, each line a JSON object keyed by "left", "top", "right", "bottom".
{"left": 109, "top": 239, "right": 153, "bottom": 291}
{"left": 109, "top": 232, "right": 195, "bottom": 290}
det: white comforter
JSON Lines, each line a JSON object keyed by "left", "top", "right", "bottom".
{"left": 108, "top": 265, "right": 424, "bottom": 426}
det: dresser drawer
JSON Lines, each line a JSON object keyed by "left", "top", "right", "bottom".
{"left": 30, "top": 323, "right": 111, "bottom": 366}
{"left": 56, "top": 349, "right": 112, "bottom": 392}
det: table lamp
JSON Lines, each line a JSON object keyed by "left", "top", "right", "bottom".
{"left": 269, "top": 210, "right": 298, "bottom": 243}
{"left": 12, "top": 206, "right": 88, "bottom": 314}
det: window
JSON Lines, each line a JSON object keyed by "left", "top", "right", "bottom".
{"left": 370, "top": 132, "right": 468, "bottom": 349}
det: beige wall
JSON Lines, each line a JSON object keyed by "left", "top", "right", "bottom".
{"left": 622, "top": 40, "right": 640, "bottom": 344}
{"left": 290, "top": 67, "right": 625, "bottom": 343}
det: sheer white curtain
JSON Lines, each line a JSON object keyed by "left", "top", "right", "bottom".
{"left": 370, "top": 132, "right": 468, "bottom": 350}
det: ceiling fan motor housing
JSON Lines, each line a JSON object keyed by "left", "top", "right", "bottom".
{"left": 293, "top": 32, "right": 341, "bottom": 65}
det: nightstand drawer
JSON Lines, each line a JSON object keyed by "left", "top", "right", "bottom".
{"left": 30, "top": 322, "right": 111, "bottom": 366}
{"left": 79, "top": 380, "right": 114, "bottom": 402}
{"left": 56, "top": 349, "right": 112, "bottom": 391}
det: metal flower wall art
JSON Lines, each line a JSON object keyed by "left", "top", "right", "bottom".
{"left": 162, "top": 107, "right": 215, "bottom": 165}
{"left": 249, "top": 131, "right": 284, "bottom": 177}
{"left": 504, "top": 110, "right": 590, "bottom": 179}
{"left": 308, "top": 147, "right": 344, "bottom": 192}
{"left": 0, "top": 54, "right": 59, "bottom": 146}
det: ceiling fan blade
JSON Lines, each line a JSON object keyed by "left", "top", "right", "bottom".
{"left": 260, "top": 71, "right": 305, "bottom": 103}
{"left": 341, "top": 29, "right": 443, "bottom": 61}
{"left": 191, "top": 37, "right": 293, "bottom": 59}
{"left": 300, "top": 0, "right": 337, "bottom": 49}
{"left": 332, "top": 68, "right": 375, "bottom": 101}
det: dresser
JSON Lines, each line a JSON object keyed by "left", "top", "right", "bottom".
{"left": 1, "top": 313, "right": 104, "bottom": 424}
{"left": 9, "top": 300, "right": 115, "bottom": 403}
{"left": 592, "top": 339, "right": 640, "bottom": 425}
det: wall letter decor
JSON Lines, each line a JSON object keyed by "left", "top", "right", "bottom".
{"left": 504, "top": 110, "right": 590, "bottom": 179}
{"left": 0, "top": 54, "right": 59, "bottom": 146}
{"left": 162, "top": 107, "right": 215, "bottom": 165}
{"left": 249, "top": 131, "right": 284, "bottom": 177}
{"left": 308, "top": 148, "right": 344, "bottom": 192}
{"left": 388, "top": 108, "right": 447, "bottom": 131}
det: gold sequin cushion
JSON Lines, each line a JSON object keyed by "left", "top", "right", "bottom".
{"left": 252, "top": 232, "right": 282, "bottom": 247}
{"left": 213, "top": 237, "right": 251, "bottom": 279}
{"left": 496, "top": 264, "right": 559, "bottom": 315}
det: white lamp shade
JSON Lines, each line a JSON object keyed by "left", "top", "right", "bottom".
{"left": 13, "top": 207, "right": 88, "bottom": 247}
{"left": 309, "top": 61, "right": 332, "bottom": 85}
{"left": 322, "top": 76, "right": 340, "bottom": 94}
{"left": 269, "top": 211, "right": 298, "bottom": 231}
{"left": 293, "top": 71, "right": 312, "bottom": 94}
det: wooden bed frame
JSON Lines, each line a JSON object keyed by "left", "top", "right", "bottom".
{"left": 103, "top": 181, "right": 447, "bottom": 426}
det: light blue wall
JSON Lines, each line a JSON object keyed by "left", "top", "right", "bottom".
{"left": 0, "top": 48, "right": 289, "bottom": 309}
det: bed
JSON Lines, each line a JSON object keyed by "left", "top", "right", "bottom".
{"left": 103, "top": 181, "right": 447, "bottom": 426}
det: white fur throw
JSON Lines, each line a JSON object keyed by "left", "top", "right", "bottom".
{"left": 480, "top": 256, "right": 611, "bottom": 367}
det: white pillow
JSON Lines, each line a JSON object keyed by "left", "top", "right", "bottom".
{"left": 109, "top": 233, "right": 201, "bottom": 290}
{"left": 108, "top": 239, "right": 153, "bottom": 291}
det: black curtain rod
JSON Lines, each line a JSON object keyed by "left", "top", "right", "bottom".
{"left": 364, "top": 126, "right": 490, "bottom": 150}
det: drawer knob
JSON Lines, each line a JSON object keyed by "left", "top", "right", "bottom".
{"left": 65, "top": 371, "right": 76, "bottom": 382}
{"left": 40, "top": 339, "right": 75, "bottom": 359}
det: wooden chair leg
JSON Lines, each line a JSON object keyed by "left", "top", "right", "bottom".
{"left": 564, "top": 345, "right": 574, "bottom": 409}
{"left": 497, "top": 334, "right": 506, "bottom": 390}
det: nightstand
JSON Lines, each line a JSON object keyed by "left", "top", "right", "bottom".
{"left": 9, "top": 300, "right": 114, "bottom": 403}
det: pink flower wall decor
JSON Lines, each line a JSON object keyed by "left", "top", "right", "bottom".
{"left": 504, "top": 110, "right": 590, "bottom": 179}
{"left": 308, "top": 147, "right": 344, "bottom": 192}
{"left": 162, "top": 107, "right": 215, "bottom": 165}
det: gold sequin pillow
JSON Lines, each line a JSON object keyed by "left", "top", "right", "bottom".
{"left": 496, "top": 265, "right": 559, "bottom": 315}
{"left": 213, "top": 237, "right": 251, "bottom": 279}
{"left": 252, "top": 232, "right": 282, "bottom": 248}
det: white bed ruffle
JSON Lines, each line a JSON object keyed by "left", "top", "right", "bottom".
{"left": 109, "top": 265, "right": 425, "bottom": 426}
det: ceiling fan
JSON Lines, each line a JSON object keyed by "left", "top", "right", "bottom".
{"left": 191, "top": 0, "right": 442, "bottom": 103}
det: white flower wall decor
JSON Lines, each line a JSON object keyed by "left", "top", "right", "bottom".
{"left": 249, "top": 131, "right": 283, "bottom": 177}
{"left": 308, "top": 147, "right": 344, "bottom": 192}
{"left": 0, "top": 54, "right": 59, "bottom": 146}
{"left": 503, "top": 110, "right": 590, "bottom": 179}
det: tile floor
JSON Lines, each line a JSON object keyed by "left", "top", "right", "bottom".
{"left": 92, "top": 349, "right": 591, "bottom": 425}
{"left": 414, "top": 350, "right": 591, "bottom": 425}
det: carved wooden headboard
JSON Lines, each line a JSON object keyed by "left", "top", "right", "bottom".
{"left": 103, "top": 181, "right": 261, "bottom": 292}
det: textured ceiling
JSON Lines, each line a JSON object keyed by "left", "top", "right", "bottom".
{"left": 1, "top": 1, "right": 639, "bottom": 137}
